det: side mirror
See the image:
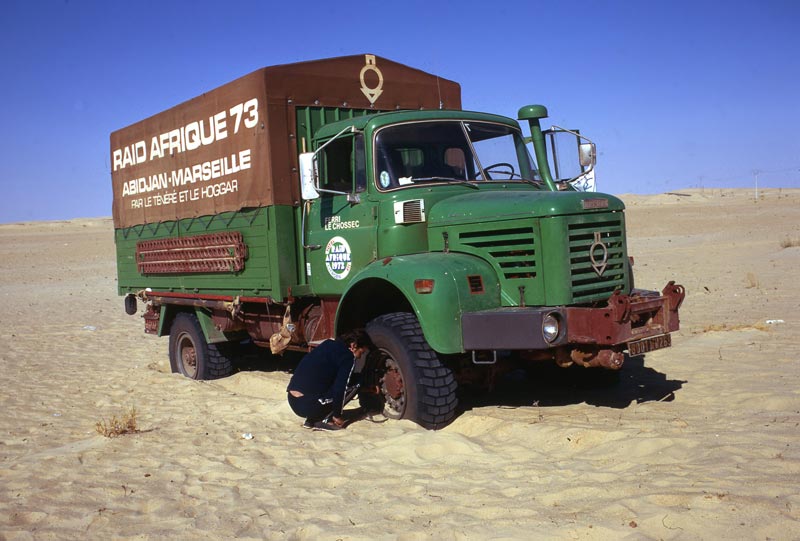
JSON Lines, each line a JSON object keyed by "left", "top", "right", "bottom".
{"left": 299, "top": 152, "right": 319, "bottom": 200}
{"left": 542, "top": 126, "right": 597, "bottom": 191}
{"left": 579, "top": 142, "right": 596, "bottom": 168}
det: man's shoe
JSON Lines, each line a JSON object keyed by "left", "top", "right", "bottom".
{"left": 302, "top": 418, "right": 316, "bottom": 429}
{"left": 313, "top": 420, "right": 343, "bottom": 431}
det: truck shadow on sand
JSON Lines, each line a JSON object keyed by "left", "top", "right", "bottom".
{"left": 234, "top": 351, "right": 685, "bottom": 421}
{"left": 458, "top": 354, "right": 686, "bottom": 414}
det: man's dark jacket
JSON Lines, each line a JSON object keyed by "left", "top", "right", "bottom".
{"left": 287, "top": 339, "right": 355, "bottom": 416}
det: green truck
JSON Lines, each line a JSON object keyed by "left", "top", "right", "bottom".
{"left": 112, "top": 54, "right": 684, "bottom": 429}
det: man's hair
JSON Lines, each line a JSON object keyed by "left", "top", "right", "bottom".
{"left": 338, "top": 328, "right": 372, "bottom": 349}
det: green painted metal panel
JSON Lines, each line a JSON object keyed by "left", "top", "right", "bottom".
{"left": 538, "top": 216, "right": 575, "bottom": 305}
{"left": 565, "top": 212, "right": 628, "bottom": 302}
{"left": 427, "top": 190, "right": 624, "bottom": 227}
{"left": 269, "top": 205, "right": 301, "bottom": 299}
{"left": 195, "top": 308, "right": 248, "bottom": 344}
{"left": 424, "top": 192, "right": 629, "bottom": 308}
{"left": 429, "top": 217, "right": 545, "bottom": 307}
{"left": 305, "top": 193, "right": 378, "bottom": 295}
{"left": 115, "top": 206, "right": 298, "bottom": 298}
{"left": 539, "top": 212, "right": 629, "bottom": 305}
{"left": 341, "top": 253, "right": 500, "bottom": 353}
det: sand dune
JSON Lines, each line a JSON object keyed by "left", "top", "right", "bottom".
{"left": 1, "top": 189, "right": 798, "bottom": 539}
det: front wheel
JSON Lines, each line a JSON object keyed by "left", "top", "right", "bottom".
{"left": 366, "top": 312, "right": 458, "bottom": 430}
{"left": 168, "top": 312, "right": 234, "bottom": 380}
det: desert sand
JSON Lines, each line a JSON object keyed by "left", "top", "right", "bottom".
{"left": 1, "top": 188, "right": 799, "bottom": 540}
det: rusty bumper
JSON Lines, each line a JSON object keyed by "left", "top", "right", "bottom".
{"left": 461, "top": 282, "right": 685, "bottom": 363}
{"left": 563, "top": 281, "right": 685, "bottom": 346}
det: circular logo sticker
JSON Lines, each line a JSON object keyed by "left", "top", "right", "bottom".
{"left": 379, "top": 170, "right": 391, "bottom": 188}
{"left": 324, "top": 236, "right": 352, "bottom": 280}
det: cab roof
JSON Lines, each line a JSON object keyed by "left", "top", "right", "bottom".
{"left": 314, "top": 109, "right": 521, "bottom": 141}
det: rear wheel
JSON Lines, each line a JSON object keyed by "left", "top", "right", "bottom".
{"left": 366, "top": 312, "right": 458, "bottom": 430}
{"left": 168, "top": 313, "right": 234, "bottom": 380}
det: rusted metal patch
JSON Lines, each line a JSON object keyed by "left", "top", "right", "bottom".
{"left": 564, "top": 282, "right": 684, "bottom": 346}
{"left": 136, "top": 232, "right": 248, "bottom": 274}
{"left": 143, "top": 304, "right": 160, "bottom": 334}
{"left": 662, "top": 281, "right": 686, "bottom": 312}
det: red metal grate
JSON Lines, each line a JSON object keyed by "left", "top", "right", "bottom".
{"left": 136, "top": 232, "right": 248, "bottom": 274}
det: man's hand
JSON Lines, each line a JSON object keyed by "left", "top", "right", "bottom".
{"left": 332, "top": 416, "right": 346, "bottom": 427}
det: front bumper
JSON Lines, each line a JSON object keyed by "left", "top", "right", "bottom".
{"left": 461, "top": 281, "right": 685, "bottom": 353}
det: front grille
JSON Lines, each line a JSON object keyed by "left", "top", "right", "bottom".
{"left": 458, "top": 226, "right": 537, "bottom": 279}
{"left": 567, "top": 216, "right": 626, "bottom": 303}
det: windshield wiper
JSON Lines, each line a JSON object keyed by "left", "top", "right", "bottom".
{"left": 407, "top": 177, "right": 480, "bottom": 189}
{"left": 473, "top": 173, "right": 543, "bottom": 187}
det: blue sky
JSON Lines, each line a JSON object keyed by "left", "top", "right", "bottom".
{"left": 1, "top": 0, "right": 798, "bottom": 223}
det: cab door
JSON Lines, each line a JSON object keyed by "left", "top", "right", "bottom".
{"left": 306, "top": 134, "right": 376, "bottom": 295}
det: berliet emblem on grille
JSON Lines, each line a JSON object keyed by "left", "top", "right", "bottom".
{"left": 589, "top": 231, "right": 609, "bottom": 276}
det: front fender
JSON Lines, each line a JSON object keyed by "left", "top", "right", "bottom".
{"left": 339, "top": 253, "right": 500, "bottom": 354}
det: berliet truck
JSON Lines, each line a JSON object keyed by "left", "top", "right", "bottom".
{"left": 112, "top": 54, "right": 684, "bottom": 429}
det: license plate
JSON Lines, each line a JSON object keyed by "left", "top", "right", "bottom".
{"left": 628, "top": 334, "right": 671, "bottom": 356}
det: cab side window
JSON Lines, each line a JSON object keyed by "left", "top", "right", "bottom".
{"left": 320, "top": 137, "right": 352, "bottom": 192}
{"left": 319, "top": 134, "right": 366, "bottom": 193}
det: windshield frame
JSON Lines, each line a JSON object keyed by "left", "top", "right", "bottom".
{"left": 371, "top": 119, "right": 539, "bottom": 193}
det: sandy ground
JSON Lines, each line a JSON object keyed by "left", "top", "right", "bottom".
{"left": 1, "top": 188, "right": 798, "bottom": 540}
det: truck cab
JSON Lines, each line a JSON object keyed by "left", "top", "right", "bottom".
{"left": 297, "top": 107, "right": 683, "bottom": 428}
{"left": 303, "top": 110, "right": 543, "bottom": 294}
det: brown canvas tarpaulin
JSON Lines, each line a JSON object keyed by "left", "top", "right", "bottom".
{"left": 110, "top": 54, "right": 461, "bottom": 229}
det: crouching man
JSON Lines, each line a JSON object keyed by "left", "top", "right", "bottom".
{"left": 287, "top": 329, "right": 372, "bottom": 431}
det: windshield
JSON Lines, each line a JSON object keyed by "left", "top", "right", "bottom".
{"left": 374, "top": 120, "right": 540, "bottom": 190}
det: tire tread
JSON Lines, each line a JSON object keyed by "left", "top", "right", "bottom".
{"left": 368, "top": 312, "right": 458, "bottom": 429}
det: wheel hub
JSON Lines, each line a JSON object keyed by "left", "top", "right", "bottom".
{"left": 380, "top": 356, "right": 405, "bottom": 416}
{"left": 179, "top": 335, "right": 197, "bottom": 377}
{"left": 383, "top": 367, "right": 403, "bottom": 398}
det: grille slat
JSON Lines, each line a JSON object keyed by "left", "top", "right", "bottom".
{"left": 568, "top": 215, "right": 626, "bottom": 303}
{"left": 570, "top": 249, "right": 625, "bottom": 266}
{"left": 458, "top": 226, "right": 537, "bottom": 280}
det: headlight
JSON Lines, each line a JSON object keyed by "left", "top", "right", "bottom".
{"left": 542, "top": 313, "right": 560, "bottom": 343}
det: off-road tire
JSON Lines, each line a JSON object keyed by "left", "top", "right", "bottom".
{"left": 168, "top": 313, "right": 234, "bottom": 380}
{"left": 366, "top": 312, "right": 458, "bottom": 430}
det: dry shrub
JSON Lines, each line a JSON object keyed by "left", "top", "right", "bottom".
{"left": 779, "top": 236, "right": 800, "bottom": 249}
{"left": 96, "top": 406, "right": 138, "bottom": 438}
{"left": 700, "top": 322, "right": 769, "bottom": 333}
